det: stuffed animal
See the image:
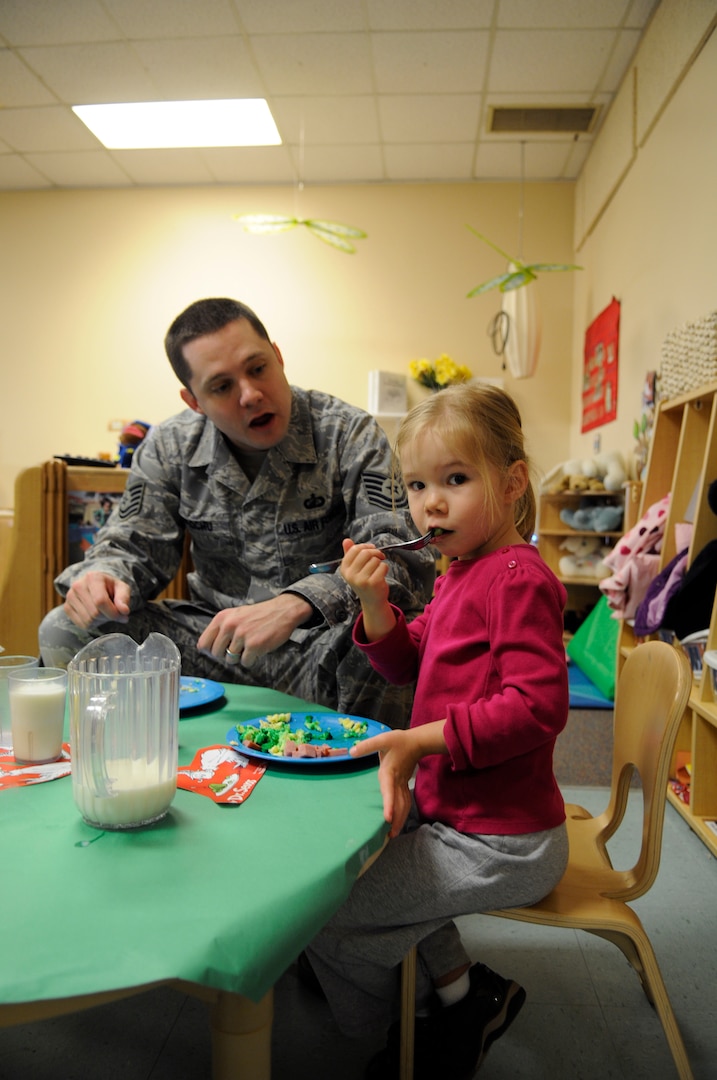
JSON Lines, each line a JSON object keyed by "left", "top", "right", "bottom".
{"left": 117, "top": 420, "right": 151, "bottom": 468}
{"left": 559, "top": 503, "right": 624, "bottom": 533}
{"left": 542, "top": 451, "right": 628, "bottom": 495}
{"left": 594, "top": 451, "right": 628, "bottom": 492}
{"left": 559, "top": 535, "right": 612, "bottom": 579}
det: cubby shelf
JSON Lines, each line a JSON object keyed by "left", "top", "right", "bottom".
{"left": 537, "top": 489, "right": 627, "bottom": 611}
{"left": 616, "top": 380, "right": 717, "bottom": 858}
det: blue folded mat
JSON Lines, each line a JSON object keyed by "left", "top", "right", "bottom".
{"left": 568, "top": 661, "right": 613, "bottom": 709}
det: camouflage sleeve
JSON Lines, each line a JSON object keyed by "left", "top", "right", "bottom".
{"left": 53, "top": 433, "right": 185, "bottom": 606}
{"left": 284, "top": 408, "right": 435, "bottom": 626}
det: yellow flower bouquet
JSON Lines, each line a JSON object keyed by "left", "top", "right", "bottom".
{"left": 409, "top": 354, "right": 472, "bottom": 391}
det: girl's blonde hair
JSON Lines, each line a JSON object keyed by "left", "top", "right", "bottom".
{"left": 394, "top": 383, "right": 536, "bottom": 541}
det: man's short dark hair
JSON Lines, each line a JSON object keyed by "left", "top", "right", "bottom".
{"left": 164, "top": 298, "right": 271, "bottom": 388}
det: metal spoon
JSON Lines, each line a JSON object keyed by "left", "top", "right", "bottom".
{"left": 309, "top": 529, "right": 436, "bottom": 574}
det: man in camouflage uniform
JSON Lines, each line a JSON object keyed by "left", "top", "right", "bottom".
{"left": 39, "top": 298, "right": 434, "bottom": 727}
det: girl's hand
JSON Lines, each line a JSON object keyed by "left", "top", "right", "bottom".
{"left": 340, "top": 539, "right": 396, "bottom": 641}
{"left": 351, "top": 720, "right": 448, "bottom": 837}
{"left": 350, "top": 728, "right": 421, "bottom": 837}
{"left": 339, "top": 538, "right": 390, "bottom": 607}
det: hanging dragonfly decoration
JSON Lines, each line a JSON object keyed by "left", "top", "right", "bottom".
{"left": 465, "top": 225, "right": 582, "bottom": 296}
{"left": 234, "top": 213, "right": 367, "bottom": 254}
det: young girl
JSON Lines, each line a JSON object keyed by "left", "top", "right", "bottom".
{"left": 304, "top": 384, "right": 569, "bottom": 1079}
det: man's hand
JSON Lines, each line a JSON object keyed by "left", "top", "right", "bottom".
{"left": 63, "top": 572, "right": 132, "bottom": 629}
{"left": 197, "top": 593, "right": 314, "bottom": 668}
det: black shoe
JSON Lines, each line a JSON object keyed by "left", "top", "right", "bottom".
{"left": 441, "top": 961, "right": 526, "bottom": 1074}
{"left": 295, "top": 950, "right": 327, "bottom": 1000}
{"left": 365, "top": 962, "right": 525, "bottom": 1080}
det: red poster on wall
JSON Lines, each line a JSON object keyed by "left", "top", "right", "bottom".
{"left": 581, "top": 298, "right": 620, "bottom": 433}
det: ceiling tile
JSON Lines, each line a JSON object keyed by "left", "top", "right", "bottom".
{"left": 598, "top": 28, "right": 643, "bottom": 92}
{"left": 132, "top": 38, "right": 265, "bottom": 99}
{"left": 0, "top": 48, "right": 57, "bottom": 107}
{"left": 233, "top": 0, "right": 365, "bottom": 33}
{"left": 366, "top": 0, "right": 494, "bottom": 31}
{"left": 23, "top": 150, "right": 132, "bottom": 186}
{"left": 0, "top": 153, "right": 53, "bottom": 189}
{"left": 251, "top": 33, "right": 374, "bottom": 95}
{"left": 0, "top": 0, "right": 116, "bottom": 46}
{"left": 110, "top": 147, "right": 215, "bottom": 184}
{"left": 199, "top": 145, "right": 297, "bottom": 183}
{"left": 296, "top": 144, "right": 385, "bottom": 182}
{"left": 473, "top": 140, "right": 575, "bottom": 180}
{"left": 0, "top": 106, "right": 99, "bottom": 152}
{"left": 270, "top": 96, "right": 380, "bottom": 145}
{"left": 18, "top": 43, "right": 160, "bottom": 103}
{"left": 378, "top": 95, "right": 482, "bottom": 143}
{"left": 496, "top": 0, "right": 632, "bottom": 30}
{"left": 625, "top": 0, "right": 662, "bottom": 29}
{"left": 489, "top": 30, "right": 619, "bottom": 93}
{"left": 383, "top": 143, "right": 474, "bottom": 181}
{"left": 372, "top": 31, "right": 490, "bottom": 94}
{"left": 103, "top": 0, "right": 241, "bottom": 39}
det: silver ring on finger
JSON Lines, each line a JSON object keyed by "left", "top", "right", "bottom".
{"left": 225, "top": 649, "right": 241, "bottom": 666}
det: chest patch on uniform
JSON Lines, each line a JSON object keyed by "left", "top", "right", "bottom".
{"left": 363, "top": 472, "right": 407, "bottom": 510}
{"left": 117, "top": 482, "right": 144, "bottom": 521}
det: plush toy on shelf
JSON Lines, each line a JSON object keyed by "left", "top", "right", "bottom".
{"left": 542, "top": 450, "right": 628, "bottom": 495}
{"left": 117, "top": 420, "right": 151, "bottom": 468}
{"left": 559, "top": 503, "right": 624, "bottom": 533}
{"left": 559, "top": 535, "right": 613, "bottom": 579}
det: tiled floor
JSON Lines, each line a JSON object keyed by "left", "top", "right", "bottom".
{"left": 2, "top": 786, "right": 715, "bottom": 1079}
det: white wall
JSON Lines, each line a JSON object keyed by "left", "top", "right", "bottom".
{"left": 570, "top": 3, "right": 717, "bottom": 473}
{"left": 0, "top": 180, "right": 575, "bottom": 506}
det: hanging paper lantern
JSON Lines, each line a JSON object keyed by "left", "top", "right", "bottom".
{"left": 501, "top": 265, "right": 542, "bottom": 379}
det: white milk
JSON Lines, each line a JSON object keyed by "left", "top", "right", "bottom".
{"left": 10, "top": 681, "right": 66, "bottom": 763}
{"left": 73, "top": 757, "right": 176, "bottom": 828}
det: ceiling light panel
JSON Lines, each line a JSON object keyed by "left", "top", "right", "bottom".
{"left": 72, "top": 99, "right": 281, "bottom": 149}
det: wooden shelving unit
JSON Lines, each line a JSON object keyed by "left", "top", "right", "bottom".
{"left": 616, "top": 380, "right": 717, "bottom": 858}
{"left": 537, "top": 488, "right": 627, "bottom": 618}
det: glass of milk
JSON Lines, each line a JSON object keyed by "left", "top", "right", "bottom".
{"left": 8, "top": 667, "right": 67, "bottom": 764}
{"left": 0, "top": 655, "right": 40, "bottom": 746}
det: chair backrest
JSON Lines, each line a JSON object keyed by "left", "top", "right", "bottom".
{"left": 592, "top": 640, "right": 692, "bottom": 901}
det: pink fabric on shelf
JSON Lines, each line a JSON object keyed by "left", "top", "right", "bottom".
{"left": 599, "top": 494, "right": 670, "bottom": 618}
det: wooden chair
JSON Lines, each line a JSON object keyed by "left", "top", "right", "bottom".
{"left": 399, "top": 640, "right": 694, "bottom": 1080}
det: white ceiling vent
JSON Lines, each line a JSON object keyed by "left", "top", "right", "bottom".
{"left": 488, "top": 106, "right": 600, "bottom": 134}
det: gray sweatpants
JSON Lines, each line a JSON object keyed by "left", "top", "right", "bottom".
{"left": 38, "top": 599, "right": 414, "bottom": 729}
{"left": 307, "top": 799, "right": 568, "bottom": 1039}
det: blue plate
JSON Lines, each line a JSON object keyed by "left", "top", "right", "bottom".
{"left": 226, "top": 711, "right": 389, "bottom": 766}
{"left": 180, "top": 676, "right": 225, "bottom": 714}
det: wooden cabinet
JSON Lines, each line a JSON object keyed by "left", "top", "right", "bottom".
{"left": 616, "top": 380, "right": 717, "bottom": 857}
{"left": 537, "top": 488, "right": 628, "bottom": 618}
{"left": 0, "top": 460, "right": 191, "bottom": 656}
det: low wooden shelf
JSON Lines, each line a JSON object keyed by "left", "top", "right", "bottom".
{"left": 616, "top": 380, "right": 717, "bottom": 857}
{"left": 537, "top": 488, "right": 626, "bottom": 616}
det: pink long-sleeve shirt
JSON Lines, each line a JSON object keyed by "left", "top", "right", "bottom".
{"left": 354, "top": 544, "right": 569, "bottom": 835}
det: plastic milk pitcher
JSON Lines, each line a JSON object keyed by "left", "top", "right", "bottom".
{"left": 68, "top": 633, "right": 181, "bottom": 829}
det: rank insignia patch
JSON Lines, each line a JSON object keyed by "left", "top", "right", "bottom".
{"left": 363, "top": 472, "right": 407, "bottom": 510}
{"left": 118, "top": 482, "right": 144, "bottom": 520}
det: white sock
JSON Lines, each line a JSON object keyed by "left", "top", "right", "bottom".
{"left": 436, "top": 970, "right": 471, "bottom": 1007}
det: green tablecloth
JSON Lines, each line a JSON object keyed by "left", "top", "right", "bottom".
{"left": 0, "top": 684, "right": 387, "bottom": 1007}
